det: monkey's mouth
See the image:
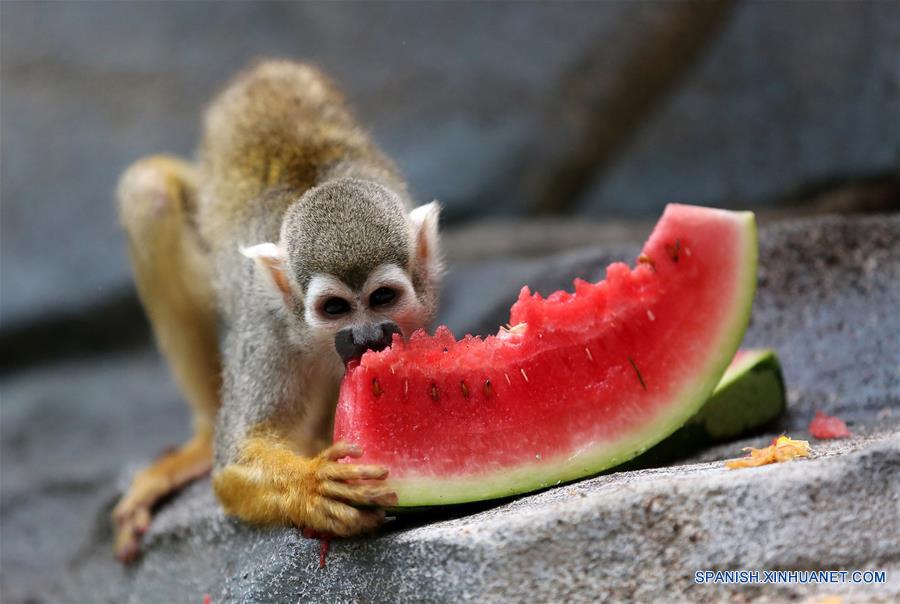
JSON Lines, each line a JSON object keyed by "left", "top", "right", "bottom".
{"left": 335, "top": 320, "right": 402, "bottom": 366}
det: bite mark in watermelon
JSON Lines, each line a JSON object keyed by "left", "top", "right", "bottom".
{"left": 334, "top": 204, "right": 758, "bottom": 507}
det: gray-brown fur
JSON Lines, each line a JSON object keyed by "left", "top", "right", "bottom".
{"left": 194, "top": 60, "right": 438, "bottom": 467}
{"left": 196, "top": 59, "right": 405, "bottom": 251}
{"left": 283, "top": 178, "right": 411, "bottom": 290}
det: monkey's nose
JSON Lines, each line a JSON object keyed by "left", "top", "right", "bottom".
{"left": 335, "top": 321, "right": 402, "bottom": 366}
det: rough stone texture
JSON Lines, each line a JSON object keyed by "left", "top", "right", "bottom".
{"left": 0, "top": 352, "right": 190, "bottom": 603}
{"left": 1, "top": 213, "right": 898, "bottom": 603}
{"left": 62, "top": 433, "right": 900, "bottom": 604}
{"left": 2, "top": 1, "right": 898, "bottom": 325}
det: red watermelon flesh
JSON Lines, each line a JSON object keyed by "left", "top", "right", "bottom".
{"left": 334, "top": 204, "right": 758, "bottom": 506}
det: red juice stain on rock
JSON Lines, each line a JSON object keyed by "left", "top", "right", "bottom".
{"left": 301, "top": 527, "right": 333, "bottom": 568}
{"left": 319, "top": 536, "right": 331, "bottom": 568}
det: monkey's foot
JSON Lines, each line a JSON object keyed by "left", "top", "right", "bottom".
{"left": 297, "top": 442, "right": 398, "bottom": 536}
{"left": 112, "top": 435, "right": 212, "bottom": 563}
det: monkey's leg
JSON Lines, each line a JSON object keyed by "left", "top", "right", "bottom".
{"left": 213, "top": 438, "right": 397, "bottom": 536}
{"left": 113, "top": 155, "right": 222, "bottom": 562}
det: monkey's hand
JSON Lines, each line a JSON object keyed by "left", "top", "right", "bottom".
{"left": 214, "top": 439, "right": 396, "bottom": 537}
{"left": 298, "top": 442, "right": 398, "bottom": 535}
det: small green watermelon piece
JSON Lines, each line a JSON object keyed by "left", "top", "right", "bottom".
{"left": 695, "top": 348, "right": 785, "bottom": 440}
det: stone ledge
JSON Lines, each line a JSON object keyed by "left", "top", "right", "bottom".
{"left": 64, "top": 430, "right": 899, "bottom": 603}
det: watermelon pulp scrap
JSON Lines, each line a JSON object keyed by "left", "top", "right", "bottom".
{"left": 808, "top": 411, "right": 851, "bottom": 439}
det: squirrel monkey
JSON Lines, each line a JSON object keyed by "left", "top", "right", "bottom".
{"left": 113, "top": 60, "right": 442, "bottom": 562}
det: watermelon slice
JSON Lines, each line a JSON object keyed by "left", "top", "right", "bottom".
{"left": 334, "top": 204, "right": 758, "bottom": 507}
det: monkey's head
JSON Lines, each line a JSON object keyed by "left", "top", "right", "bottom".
{"left": 242, "top": 178, "right": 443, "bottom": 366}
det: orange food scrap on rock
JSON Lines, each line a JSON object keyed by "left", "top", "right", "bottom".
{"left": 725, "top": 435, "right": 810, "bottom": 469}
{"left": 808, "top": 411, "right": 851, "bottom": 439}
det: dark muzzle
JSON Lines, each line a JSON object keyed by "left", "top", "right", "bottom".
{"left": 334, "top": 321, "right": 402, "bottom": 366}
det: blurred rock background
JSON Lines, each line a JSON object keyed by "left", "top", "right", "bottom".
{"left": 1, "top": 1, "right": 898, "bottom": 602}
{"left": 2, "top": 0, "right": 898, "bottom": 333}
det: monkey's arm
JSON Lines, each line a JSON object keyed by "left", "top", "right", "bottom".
{"left": 211, "top": 317, "right": 395, "bottom": 536}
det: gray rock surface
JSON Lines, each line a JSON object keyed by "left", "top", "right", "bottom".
{"left": 1, "top": 213, "right": 898, "bottom": 603}
{"left": 2, "top": 1, "right": 898, "bottom": 325}
{"left": 63, "top": 432, "right": 900, "bottom": 604}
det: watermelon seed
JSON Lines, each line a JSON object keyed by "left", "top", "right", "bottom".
{"left": 372, "top": 378, "right": 383, "bottom": 397}
{"left": 460, "top": 381, "right": 470, "bottom": 399}
{"left": 684, "top": 247, "right": 692, "bottom": 257}
{"left": 520, "top": 368, "right": 529, "bottom": 382}
{"left": 638, "top": 254, "right": 656, "bottom": 271}
{"left": 627, "top": 356, "right": 647, "bottom": 391}
{"left": 665, "top": 239, "right": 681, "bottom": 263}
{"left": 430, "top": 383, "right": 439, "bottom": 402}
{"left": 389, "top": 366, "right": 395, "bottom": 375}
{"left": 483, "top": 379, "right": 493, "bottom": 397}
{"left": 584, "top": 347, "right": 594, "bottom": 362}
{"left": 504, "top": 372, "right": 512, "bottom": 386}
{"left": 403, "top": 378, "right": 409, "bottom": 398}
{"left": 647, "top": 309, "right": 656, "bottom": 322}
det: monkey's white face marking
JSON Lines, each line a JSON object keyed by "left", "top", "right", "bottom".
{"left": 303, "top": 263, "right": 427, "bottom": 340}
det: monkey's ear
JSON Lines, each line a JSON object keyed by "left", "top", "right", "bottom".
{"left": 240, "top": 242, "right": 293, "bottom": 299}
{"left": 409, "top": 201, "right": 442, "bottom": 277}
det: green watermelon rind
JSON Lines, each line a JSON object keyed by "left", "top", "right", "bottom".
{"left": 386, "top": 210, "right": 758, "bottom": 507}
{"left": 717, "top": 349, "right": 779, "bottom": 393}
{"left": 696, "top": 348, "right": 785, "bottom": 441}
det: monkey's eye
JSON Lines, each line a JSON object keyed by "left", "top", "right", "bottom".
{"left": 322, "top": 297, "right": 351, "bottom": 316}
{"left": 369, "top": 287, "right": 396, "bottom": 307}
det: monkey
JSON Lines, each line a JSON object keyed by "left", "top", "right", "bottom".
{"left": 113, "top": 59, "right": 443, "bottom": 562}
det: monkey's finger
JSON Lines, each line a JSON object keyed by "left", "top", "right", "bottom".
{"left": 132, "top": 506, "right": 152, "bottom": 535}
{"left": 112, "top": 495, "right": 138, "bottom": 524}
{"left": 321, "top": 441, "right": 363, "bottom": 461}
{"left": 114, "top": 520, "right": 142, "bottom": 563}
{"left": 339, "top": 508, "right": 385, "bottom": 536}
{"left": 320, "top": 481, "right": 398, "bottom": 507}
{"left": 318, "top": 462, "right": 389, "bottom": 481}
{"left": 321, "top": 499, "right": 385, "bottom": 536}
